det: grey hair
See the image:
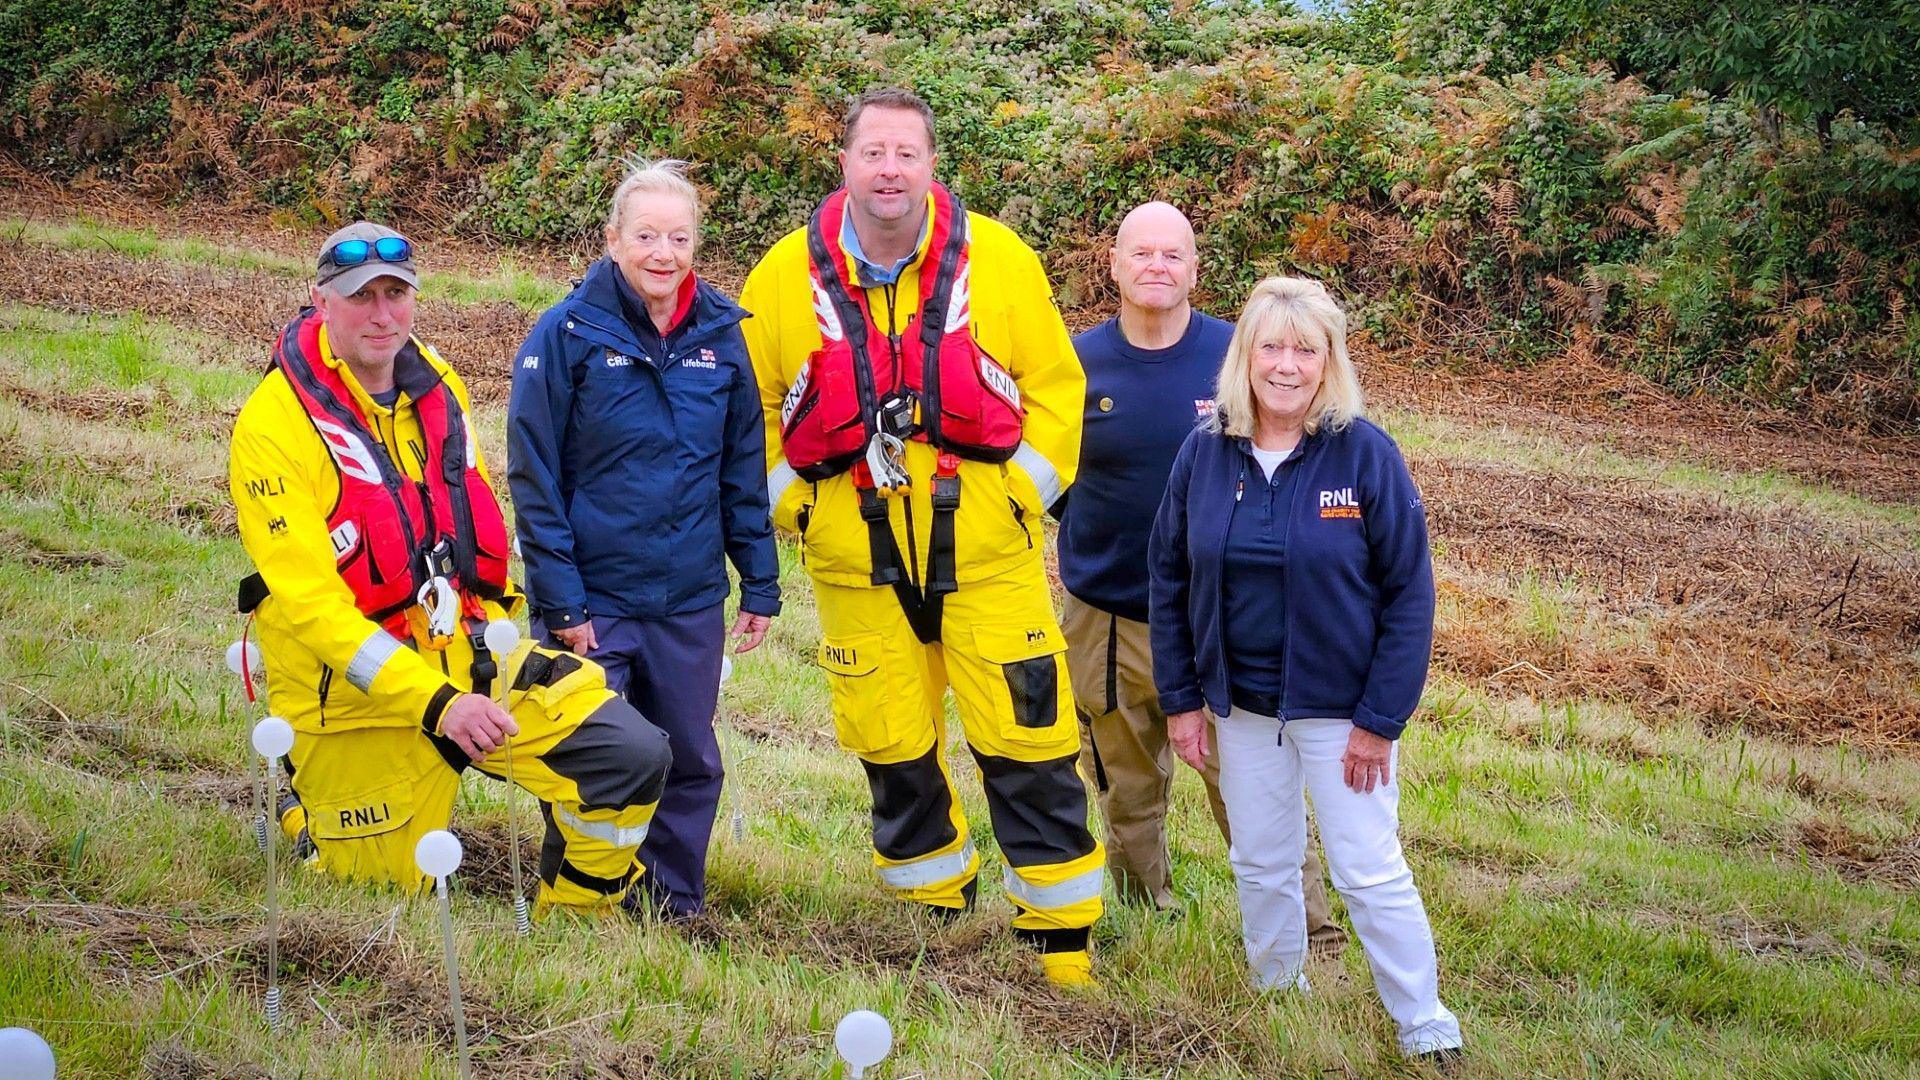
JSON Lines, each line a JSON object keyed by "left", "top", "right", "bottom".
{"left": 605, "top": 156, "right": 701, "bottom": 236}
{"left": 1211, "top": 276, "right": 1365, "bottom": 438}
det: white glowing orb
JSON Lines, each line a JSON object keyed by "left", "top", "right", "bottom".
{"left": 225, "top": 639, "right": 261, "bottom": 676}
{"left": 414, "top": 829, "right": 464, "bottom": 879}
{"left": 482, "top": 618, "right": 520, "bottom": 659}
{"left": 250, "top": 716, "right": 294, "bottom": 759}
{"left": 833, "top": 1010, "right": 892, "bottom": 1077}
{"left": 0, "top": 1027, "right": 55, "bottom": 1080}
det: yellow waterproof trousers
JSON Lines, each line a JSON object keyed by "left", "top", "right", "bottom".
{"left": 814, "top": 556, "right": 1105, "bottom": 952}
{"left": 285, "top": 643, "right": 671, "bottom": 912}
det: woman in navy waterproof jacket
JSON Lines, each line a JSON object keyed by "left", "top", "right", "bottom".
{"left": 1147, "top": 276, "right": 1462, "bottom": 1064}
{"left": 507, "top": 159, "right": 781, "bottom": 920}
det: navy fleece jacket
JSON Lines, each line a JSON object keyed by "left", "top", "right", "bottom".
{"left": 1147, "top": 417, "right": 1435, "bottom": 739}
{"left": 508, "top": 258, "right": 781, "bottom": 630}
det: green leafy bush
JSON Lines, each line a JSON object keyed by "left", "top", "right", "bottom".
{"left": 2, "top": 0, "right": 1915, "bottom": 428}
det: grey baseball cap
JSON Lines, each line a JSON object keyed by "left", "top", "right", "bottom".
{"left": 315, "top": 221, "right": 419, "bottom": 295}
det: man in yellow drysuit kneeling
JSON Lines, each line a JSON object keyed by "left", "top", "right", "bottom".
{"left": 229, "top": 222, "right": 671, "bottom": 910}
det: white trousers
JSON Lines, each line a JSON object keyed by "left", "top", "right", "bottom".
{"left": 1216, "top": 709, "right": 1462, "bottom": 1054}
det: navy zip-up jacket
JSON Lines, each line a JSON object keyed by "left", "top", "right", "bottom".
{"left": 1147, "top": 417, "right": 1434, "bottom": 740}
{"left": 508, "top": 257, "right": 781, "bottom": 631}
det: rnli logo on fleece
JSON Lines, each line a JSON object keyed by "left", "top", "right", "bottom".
{"left": 1194, "top": 398, "right": 1215, "bottom": 419}
{"left": 682, "top": 348, "right": 718, "bottom": 370}
{"left": 1319, "top": 487, "right": 1362, "bottom": 520}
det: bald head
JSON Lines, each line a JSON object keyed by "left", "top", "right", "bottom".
{"left": 1110, "top": 201, "right": 1198, "bottom": 316}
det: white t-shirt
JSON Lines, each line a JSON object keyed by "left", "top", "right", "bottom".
{"left": 1248, "top": 443, "right": 1295, "bottom": 481}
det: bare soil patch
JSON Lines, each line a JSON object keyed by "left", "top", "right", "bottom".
{"left": 1424, "top": 456, "right": 1920, "bottom": 745}
{"left": 0, "top": 157, "right": 594, "bottom": 283}
{"left": 6, "top": 176, "right": 1920, "bottom": 503}
{"left": 1796, "top": 820, "right": 1920, "bottom": 891}
{"left": 453, "top": 815, "right": 543, "bottom": 902}
{"left": 685, "top": 900, "right": 1258, "bottom": 1076}
{"left": 0, "top": 244, "right": 528, "bottom": 404}
{"left": 1366, "top": 344, "right": 1920, "bottom": 506}
{"left": 142, "top": 1043, "right": 271, "bottom": 1080}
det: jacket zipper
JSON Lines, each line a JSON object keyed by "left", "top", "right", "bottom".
{"left": 1276, "top": 437, "right": 1314, "bottom": 735}
{"left": 881, "top": 282, "right": 906, "bottom": 397}
{"left": 317, "top": 664, "right": 333, "bottom": 726}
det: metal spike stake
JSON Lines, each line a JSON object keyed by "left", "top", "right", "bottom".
{"left": 251, "top": 717, "right": 295, "bottom": 1032}
{"left": 438, "top": 875, "right": 473, "bottom": 1078}
{"left": 505, "top": 735, "right": 531, "bottom": 936}
{"left": 416, "top": 831, "right": 472, "bottom": 1080}
{"left": 483, "top": 619, "right": 531, "bottom": 936}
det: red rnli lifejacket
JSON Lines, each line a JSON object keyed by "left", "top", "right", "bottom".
{"left": 258, "top": 308, "right": 509, "bottom": 634}
{"left": 779, "top": 181, "right": 1024, "bottom": 482}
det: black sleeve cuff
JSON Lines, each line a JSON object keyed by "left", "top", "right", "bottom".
{"left": 422, "top": 683, "right": 461, "bottom": 735}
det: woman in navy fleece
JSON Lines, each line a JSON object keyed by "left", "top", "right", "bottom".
{"left": 1148, "top": 276, "right": 1462, "bottom": 1062}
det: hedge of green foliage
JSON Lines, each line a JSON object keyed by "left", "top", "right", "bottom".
{"left": 3, "top": 0, "right": 1916, "bottom": 430}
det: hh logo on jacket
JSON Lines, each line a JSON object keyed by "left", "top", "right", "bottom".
{"left": 1319, "top": 487, "right": 1362, "bottom": 520}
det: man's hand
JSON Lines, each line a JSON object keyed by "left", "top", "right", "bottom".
{"left": 1342, "top": 726, "right": 1394, "bottom": 793}
{"left": 1167, "top": 709, "right": 1212, "bottom": 771}
{"left": 552, "top": 620, "right": 598, "bottom": 655}
{"left": 730, "top": 611, "right": 772, "bottom": 654}
{"left": 440, "top": 692, "right": 519, "bottom": 762}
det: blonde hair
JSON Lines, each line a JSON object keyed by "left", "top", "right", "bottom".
{"left": 605, "top": 157, "right": 701, "bottom": 237}
{"left": 1210, "top": 276, "right": 1364, "bottom": 438}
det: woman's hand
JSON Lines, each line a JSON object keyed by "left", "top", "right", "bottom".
{"left": 1342, "top": 726, "right": 1394, "bottom": 793}
{"left": 730, "top": 612, "right": 772, "bottom": 654}
{"left": 551, "top": 621, "right": 598, "bottom": 656}
{"left": 1167, "top": 709, "right": 1212, "bottom": 771}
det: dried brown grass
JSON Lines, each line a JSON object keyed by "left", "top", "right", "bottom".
{"left": 1425, "top": 453, "right": 1920, "bottom": 746}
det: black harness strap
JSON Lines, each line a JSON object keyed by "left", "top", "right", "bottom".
{"left": 806, "top": 195, "right": 971, "bottom": 643}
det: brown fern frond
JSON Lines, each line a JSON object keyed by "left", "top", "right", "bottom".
{"left": 1490, "top": 179, "right": 1521, "bottom": 221}
{"left": 1606, "top": 204, "right": 1652, "bottom": 231}
{"left": 1543, "top": 274, "right": 1588, "bottom": 321}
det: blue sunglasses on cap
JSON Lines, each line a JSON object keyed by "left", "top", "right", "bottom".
{"left": 323, "top": 236, "right": 413, "bottom": 268}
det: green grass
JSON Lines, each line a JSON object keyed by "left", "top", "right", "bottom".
{"left": 3, "top": 284, "right": 1918, "bottom": 1078}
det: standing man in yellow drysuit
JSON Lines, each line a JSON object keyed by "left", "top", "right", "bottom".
{"left": 740, "top": 88, "right": 1104, "bottom": 987}
{"left": 230, "top": 222, "right": 672, "bottom": 911}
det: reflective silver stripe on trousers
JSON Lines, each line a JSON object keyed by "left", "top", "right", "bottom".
{"left": 554, "top": 805, "right": 651, "bottom": 849}
{"left": 1002, "top": 863, "right": 1104, "bottom": 910}
{"left": 343, "top": 629, "right": 406, "bottom": 693}
{"left": 767, "top": 459, "right": 800, "bottom": 511}
{"left": 877, "top": 839, "right": 975, "bottom": 891}
{"left": 1010, "top": 441, "right": 1063, "bottom": 508}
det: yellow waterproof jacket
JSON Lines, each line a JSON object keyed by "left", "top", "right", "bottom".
{"left": 229, "top": 325, "right": 511, "bottom": 735}
{"left": 741, "top": 208, "right": 1084, "bottom": 588}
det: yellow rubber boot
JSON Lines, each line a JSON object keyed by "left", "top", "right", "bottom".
{"left": 1041, "top": 949, "right": 1095, "bottom": 989}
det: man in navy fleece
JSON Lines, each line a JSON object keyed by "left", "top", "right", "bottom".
{"left": 1056, "top": 203, "right": 1343, "bottom": 947}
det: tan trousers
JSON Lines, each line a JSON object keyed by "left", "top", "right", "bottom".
{"left": 1064, "top": 594, "right": 1346, "bottom": 951}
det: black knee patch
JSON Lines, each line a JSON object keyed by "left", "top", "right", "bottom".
{"left": 545, "top": 696, "right": 672, "bottom": 811}
{"left": 862, "top": 744, "right": 961, "bottom": 862}
{"left": 972, "top": 749, "right": 1097, "bottom": 867}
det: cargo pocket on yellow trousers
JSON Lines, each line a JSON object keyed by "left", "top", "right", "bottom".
{"left": 972, "top": 622, "right": 1076, "bottom": 755}
{"left": 306, "top": 772, "right": 418, "bottom": 881}
{"left": 818, "top": 632, "right": 907, "bottom": 758}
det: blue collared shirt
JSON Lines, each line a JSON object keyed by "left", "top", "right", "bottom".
{"left": 840, "top": 210, "right": 930, "bottom": 286}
